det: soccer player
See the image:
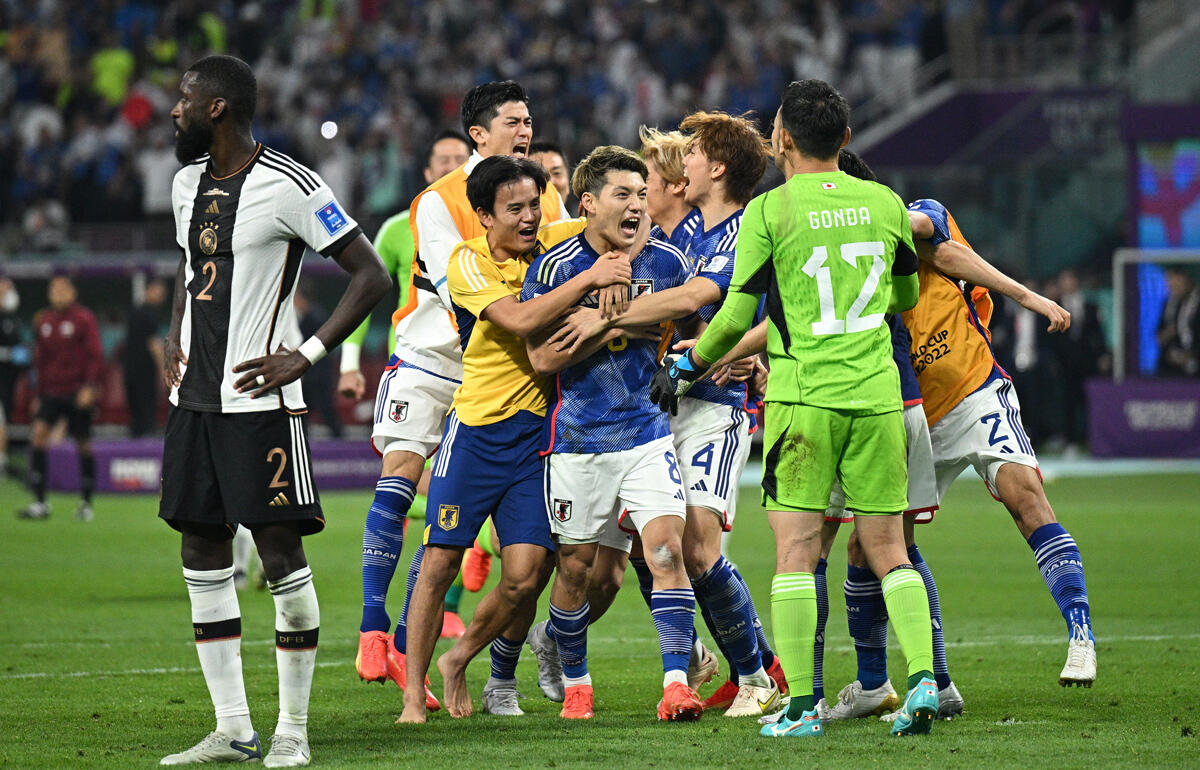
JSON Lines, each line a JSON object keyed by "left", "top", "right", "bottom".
{"left": 528, "top": 140, "right": 572, "bottom": 208}
{"left": 353, "top": 81, "right": 566, "bottom": 701}
{"left": 158, "top": 55, "right": 389, "bottom": 767}
{"left": 522, "top": 145, "right": 701, "bottom": 721}
{"left": 19, "top": 273, "right": 103, "bottom": 522}
{"left": 397, "top": 155, "right": 631, "bottom": 723}
{"left": 345, "top": 129, "right": 473, "bottom": 676}
{"left": 651, "top": 80, "right": 938, "bottom": 739}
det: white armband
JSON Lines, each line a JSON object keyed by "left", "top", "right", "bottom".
{"left": 298, "top": 336, "right": 327, "bottom": 366}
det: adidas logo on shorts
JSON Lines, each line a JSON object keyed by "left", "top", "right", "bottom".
{"left": 268, "top": 492, "right": 291, "bottom": 507}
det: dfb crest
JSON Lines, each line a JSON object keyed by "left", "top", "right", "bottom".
{"left": 553, "top": 498, "right": 573, "bottom": 522}
{"left": 389, "top": 399, "right": 409, "bottom": 423}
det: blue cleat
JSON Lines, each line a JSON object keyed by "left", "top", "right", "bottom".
{"left": 759, "top": 707, "right": 824, "bottom": 738}
{"left": 890, "top": 678, "right": 938, "bottom": 736}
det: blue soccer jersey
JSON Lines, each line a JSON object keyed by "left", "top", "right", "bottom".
{"left": 890, "top": 314, "right": 923, "bottom": 405}
{"left": 649, "top": 207, "right": 702, "bottom": 253}
{"left": 522, "top": 233, "right": 691, "bottom": 454}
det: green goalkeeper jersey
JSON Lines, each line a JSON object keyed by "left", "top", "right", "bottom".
{"left": 694, "top": 170, "right": 918, "bottom": 414}
{"left": 344, "top": 210, "right": 414, "bottom": 356}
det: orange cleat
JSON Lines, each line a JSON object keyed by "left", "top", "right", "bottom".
{"left": 657, "top": 681, "right": 703, "bottom": 722}
{"left": 356, "top": 630, "right": 390, "bottom": 683}
{"left": 766, "top": 656, "right": 789, "bottom": 696}
{"left": 385, "top": 637, "right": 441, "bottom": 711}
{"left": 440, "top": 611, "right": 466, "bottom": 639}
{"left": 462, "top": 542, "right": 492, "bottom": 592}
{"left": 701, "top": 679, "right": 739, "bottom": 712}
{"left": 560, "top": 684, "right": 594, "bottom": 719}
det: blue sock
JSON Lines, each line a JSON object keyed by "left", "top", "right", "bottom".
{"left": 813, "top": 558, "right": 828, "bottom": 702}
{"left": 845, "top": 564, "right": 888, "bottom": 690}
{"left": 490, "top": 635, "right": 523, "bottom": 681}
{"left": 629, "top": 557, "right": 654, "bottom": 611}
{"left": 1027, "top": 523, "right": 1093, "bottom": 638}
{"left": 360, "top": 476, "right": 415, "bottom": 632}
{"left": 692, "top": 556, "right": 762, "bottom": 679}
{"left": 731, "top": 563, "right": 776, "bottom": 670}
{"left": 549, "top": 601, "right": 590, "bottom": 682}
{"left": 391, "top": 544, "right": 424, "bottom": 654}
{"left": 651, "top": 589, "right": 695, "bottom": 676}
{"left": 696, "top": 583, "right": 736, "bottom": 682}
{"left": 908, "top": 545, "right": 950, "bottom": 690}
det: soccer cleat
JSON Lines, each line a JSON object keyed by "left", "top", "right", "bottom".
{"left": 75, "top": 501, "right": 94, "bottom": 521}
{"left": 355, "top": 630, "right": 390, "bottom": 683}
{"left": 759, "top": 708, "right": 823, "bottom": 738}
{"left": 526, "top": 620, "right": 564, "bottom": 702}
{"left": 17, "top": 502, "right": 49, "bottom": 520}
{"left": 160, "top": 730, "right": 262, "bottom": 764}
{"left": 481, "top": 680, "right": 524, "bottom": 716}
{"left": 263, "top": 733, "right": 309, "bottom": 767}
{"left": 937, "top": 681, "right": 964, "bottom": 719}
{"left": 560, "top": 684, "right": 594, "bottom": 719}
{"left": 828, "top": 679, "right": 900, "bottom": 720}
{"left": 766, "top": 656, "right": 789, "bottom": 695}
{"left": 385, "top": 639, "right": 441, "bottom": 711}
{"left": 462, "top": 542, "right": 492, "bottom": 592}
{"left": 1059, "top": 623, "right": 1097, "bottom": 688}
{"left": 701, "top": 679, "right": 739, "bottom": 711}
{"left": 657, "top": 681, "right": 703, "bottom": 721}
{"left": 687, "top": 644, "right": 719, "bottom": 690}
{"left": 890, "top": 677, "right": 938, "bottom": 736}
{"left": 440, "top": 611, "right": 466, "bottom": 639}
{"left": 725, "top": 680, "right": 782, "bottom": 718}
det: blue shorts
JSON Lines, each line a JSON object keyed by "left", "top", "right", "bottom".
{"left": 423, "top": 409, "right": 554, "bottom": 552}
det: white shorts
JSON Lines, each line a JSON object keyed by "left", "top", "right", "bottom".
{"left": 370, "top": 360, "right": 460, "bottom": 459}
{"left": 826, "top": 404, "right": 940, "bottom": 523}
{"left": 544, "top": 434, "right": 686, "bottom": 550}
{"left": 671, "top": 398, "right": 754, "bottom": 531}
{"left": 929, "top": 378, "right": 1039, "bottom": 499}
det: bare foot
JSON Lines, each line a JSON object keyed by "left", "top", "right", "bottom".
{"left": 396, "top": 696, "right": 427, "bottom": 724}
{"left": 437, "top": 651, "right": 473, "bottom": 718}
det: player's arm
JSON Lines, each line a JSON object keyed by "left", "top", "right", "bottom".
{"left": 164, "top": 250, "right": 188, "bottom": 389}
{"left": 481, "top": 255, "right": 630, "bottom": 339}
{"left": 414, "top": 191, "right": 463, "bottom": 309}
{"left": 77, "top": 309, "right": 103, "bottom": 408}
{"left": 338, "top": 219, "right": 404, "bottom": 398}
{"left": 888, "top": 198, "right": 919, "bottom": 313}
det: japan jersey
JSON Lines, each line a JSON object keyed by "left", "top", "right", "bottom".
{"left": 522, "top": 233, "right": 691, "bottom": 454}
{"left": 170, "top": 143, "right": 361, "bottom": 413}
{"left": 890, "top": 314, "right": 922, "bottom": 406}
{"left": 648, "top": 207, "right": 702, "bottom": 252}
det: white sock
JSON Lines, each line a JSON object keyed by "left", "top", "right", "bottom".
{"left": 183, "top": 567, "right": 254, "bottom": 741}
{"left": 269, "top": 567, "right": 319, "bottom": 741}
{"left": 663, "top": 670, "right": 688, "bottom": 688}
{"left": 563, "top": 673, "right": 592, "bottom": 688}
{"left": 740, "top": 666, "right": 770, "bottom": 688}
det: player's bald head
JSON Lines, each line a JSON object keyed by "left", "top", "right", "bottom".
{"left": 779, "top": 79, "right": 850, "bottom": 161}
{"left": 185, "top": 55, "right": 258, "bottom": 126}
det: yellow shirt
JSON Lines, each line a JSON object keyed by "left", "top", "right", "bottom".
{"left": 537, "top": 217, "right": 587, "bottom": 251}
{"left": 446, "top": 236, "right": 548, "bottom": 425}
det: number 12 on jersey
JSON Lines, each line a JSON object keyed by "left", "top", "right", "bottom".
{"left": 801, "top": 241, "right": 887, "bottom": 336}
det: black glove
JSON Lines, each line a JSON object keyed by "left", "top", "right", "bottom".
{"left": 649, "top": 350, "right": 704, "bottom": 415}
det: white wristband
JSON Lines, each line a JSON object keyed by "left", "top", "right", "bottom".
{"left": 298, "top": 336, "right": 327, "bottom": 366}
{"left": 339, "top": 342, "right": 361, "bottom": 373}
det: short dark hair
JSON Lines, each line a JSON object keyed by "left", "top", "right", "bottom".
{"left": 780, "top": 79, "right": 849, "bottom": 161}
{"left": 187, "top": 55, "right": 257, "bottom": 125}
{"left": 528, "top": 140, "right": 564, "bottom": 159}
{"left": 837, "top": 149, "right": 877, "bottom": 182}
{"left": 460, "top": 81, "right": 528, "bottom": 147}
{"left": 571, "top": 145, "right": 647, "bottom": 200}
{"left": 426, "top": 129, "right": 470, "bottom": 167}
{"left": 466, "top": 155, "right": 548, "bottom": 215}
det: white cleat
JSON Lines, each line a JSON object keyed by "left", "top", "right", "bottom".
{"left": 815, "top": 697, "right": 833, "bottom": 724}
{"left": 75, "top": 501, "right": 94, "bottom": 522}
{"left": 263, "top": 733, "right": 309, "bottom": 768}
{"left": 938, "top": 681, "right": 964, "bottom": 718}
{"left": 688, "top": 644, "right": 720, "bottom": 690}
{"left": 725, "top": 681, "right": 781, "bottom": 718}
{"left": 481, "top": 680, "right": 525, "bottom": 716}
{"left": 160, "top": 731, "right": 262, "bottom": 765}
{"left": 1059, "top": 623, "right": 1097, "bottom": 688}
{"left": 828, "top": 680, "right": 900, "bottom": 720}
{"left": 17, "top": 501, "right": 49, "bottom": 520}
{"left": 526, "top": 620, "right": 564, "bottom": 702}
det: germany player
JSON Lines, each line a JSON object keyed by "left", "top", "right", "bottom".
{"left": 652, "top": 80, "right": 938, "bottom": 739}
{"left": 397, "top": 156, "right": 631, "bottom": 723}
{"left": 354, "top": 81, "right": 566, "bottom": 703}
{"left": 158, "top": 55, "right": 388, "bottom": 766}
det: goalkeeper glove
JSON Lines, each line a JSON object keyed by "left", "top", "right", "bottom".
{"left": 649, "top": 350, "right": 704, "bottom": 415}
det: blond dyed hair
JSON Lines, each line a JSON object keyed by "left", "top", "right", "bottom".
{"left": 638, "top": 126, "right": 689, "bottom": 185}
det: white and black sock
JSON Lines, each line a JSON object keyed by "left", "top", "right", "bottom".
{"left": 183, "top": 566, "right": 254, "bottom": 741}
{"left": 268, "top": 566, "right": 319, "bottom": 741}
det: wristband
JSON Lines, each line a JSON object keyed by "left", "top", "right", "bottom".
{"left": 339, "top": 341, "right": 361, "bottom": 373}
{"left": 298, "top": 336, "right": 327, "bottom": 365}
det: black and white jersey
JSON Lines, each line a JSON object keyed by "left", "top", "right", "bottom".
{"left": 170, "top": 143, "right": 361, "bottom": 413}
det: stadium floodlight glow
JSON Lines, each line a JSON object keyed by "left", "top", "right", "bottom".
{"left": 320, "top": 121, "right": 338, "bottom": 139}
{"left": 1111, "top": 248, "right": 1200, "bottom": 382}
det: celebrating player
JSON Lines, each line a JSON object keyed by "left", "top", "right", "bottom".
{"left": 158, "top": 55, "right": 389, "bottom": 766}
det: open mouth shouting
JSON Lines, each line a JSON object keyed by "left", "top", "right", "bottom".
{"left": 618, "top": 214, "right": 640, "bottom": 239}
{"left": 511, "top": 143, "right": 529, "bottom": 158}
{"left": 517, "top": 222, "right": 538, "bottom": 242}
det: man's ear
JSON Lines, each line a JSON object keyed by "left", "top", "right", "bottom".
{"left": 841, "top": 125, "right": 852, "bottom": 149}
{"left": 209, "top": 97, "right": 227, "bottom": 122}
{"left": 710, "top": 161, "right": 726, "bottom": 183}
{"left": 579, "top": 191, "right": 597, "bottom": 216}
{"left": 476, "top": 207, "right": 494, "bottom": 230}
{"left": 468, "top": 124, "right": 488, "bottom": 148}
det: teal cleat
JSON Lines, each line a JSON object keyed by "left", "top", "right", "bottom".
{"left": 759, "top": 708, "right": 824, "bottom": 738}
{"left": 890, "top": 677, "right": 938, "bottom": 736}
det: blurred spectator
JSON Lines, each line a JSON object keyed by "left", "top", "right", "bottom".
{"left": 1157, "top": 268, "right": 1200, "bottom": 377}
{"left": 990, "top": 272, "right": 1060, "bottom": 447}
{"left": 1050, "top": 268, "right": 1109, "bottom": 449}
{"left": 22, "top": 194, "right": 68, "bottom": 251}
{"left": 0, "top": 277, "right": 28, "bottom": 477}
{"left": 136, "top": 129, "right": 179, "bottom": 219}
{"left": 528, "top": 140, "right": 574, "bottom": 213}
{"left": 122, "top": 276, "right": 166, "bottom": 437}
{"left": 294, "top": 280, "right": 343, "bottom": 439}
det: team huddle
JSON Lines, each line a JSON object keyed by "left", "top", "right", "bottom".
{"left": 157, "top": 55, "right": 1097, "bottom": 766}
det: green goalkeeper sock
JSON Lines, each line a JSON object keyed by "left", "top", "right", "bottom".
{"left": 477, "top": 519, "right": 499, "bottom": 557}
{"left": 881, "top": 567, "right": 934, "bottom": 684}
{"left": 771, "top": 572, "right": 817, "bottom": 720}
{"left": 445, "top": 582, "right": 463, "bottom": 614}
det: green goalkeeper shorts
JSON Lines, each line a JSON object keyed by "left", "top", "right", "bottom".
{"left": 761, "top": 402, "right": 908, "bottom": 514}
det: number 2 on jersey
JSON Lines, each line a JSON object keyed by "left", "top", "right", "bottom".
{"left": 801, "top": 241, "right": 886, "bottom": 336}
{"left": 196, "top": 261, "right": 217, "bottom": 301}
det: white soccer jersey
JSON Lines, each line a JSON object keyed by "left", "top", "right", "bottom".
{"left": 169, "top": 143, "right": 361, "bottom": 414}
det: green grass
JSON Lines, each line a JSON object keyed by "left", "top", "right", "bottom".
{"left": 1, "top": 471, "right": 1198, "bottom": 768}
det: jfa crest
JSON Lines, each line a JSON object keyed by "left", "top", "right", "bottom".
{"left": 631, "top": 279, "right": 653, "bottom": 297}
{"left": 389, "top": 399, "right": 409, "bottom": 423}
{"left": 553, "top": 498, "right": 573, "bottom": 522}
{"left": 437, "top": 504, "right": 459, "bottom": 531}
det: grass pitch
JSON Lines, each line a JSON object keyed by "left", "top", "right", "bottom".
{"left": 1, "top": 470, "right": 1198, "bottom": 768}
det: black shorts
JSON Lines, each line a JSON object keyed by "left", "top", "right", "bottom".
{"left": 35, "top": 395, "right": 93, "bottom": 440}
{"left": 159, "top": 406, "right": 324, "bottom": 537}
